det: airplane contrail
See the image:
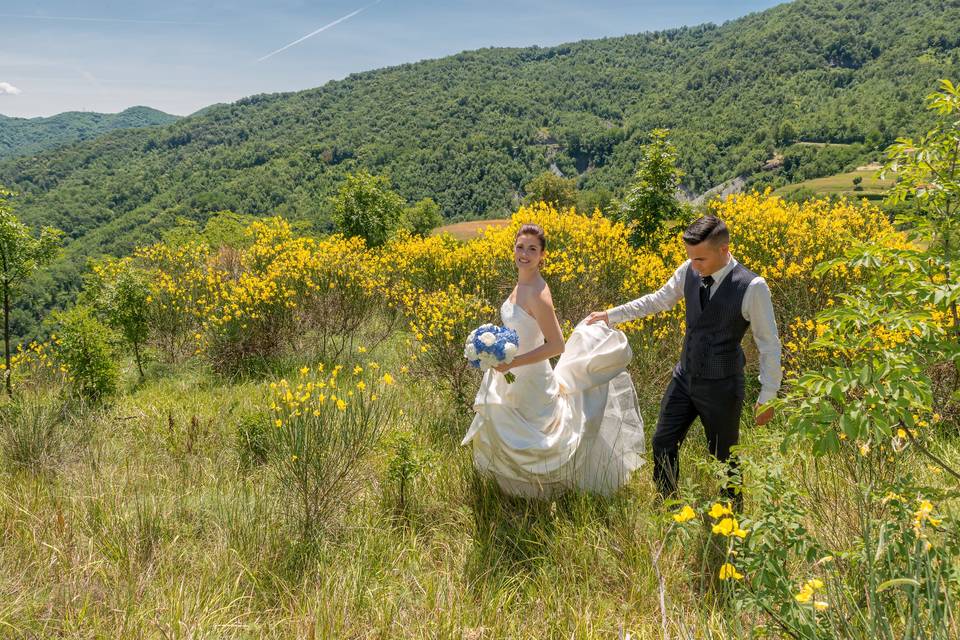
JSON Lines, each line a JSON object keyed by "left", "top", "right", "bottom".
{"left": 257, "top": 0, "right": 382, "bottom": 63}
{"left": 0, "top": 14, "right": 211, "bottom": 26}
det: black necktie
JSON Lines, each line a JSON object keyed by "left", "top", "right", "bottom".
{"left": 699, "top": 275, "right": 714, "bottom": 310}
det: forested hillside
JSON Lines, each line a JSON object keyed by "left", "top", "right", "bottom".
{"left": 0, "top": 106, "right": 178, "bottom": 161}
{"left": 1, "top": 0, "right": 958, "bottom": 343}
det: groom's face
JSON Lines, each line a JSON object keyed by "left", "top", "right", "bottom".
{"left": 685, "top": 240, "right": 730, "bottom": 277}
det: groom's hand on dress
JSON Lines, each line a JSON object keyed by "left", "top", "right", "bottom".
{"left": 755, "top": 402, "right": 774, "bottom": 426}
{"left": 585, "top": 311, "right": 609, "bottom": 326}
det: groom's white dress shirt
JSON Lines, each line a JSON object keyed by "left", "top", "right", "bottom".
{"left": 605, "top": 257, "right": 782, "bottom": 405}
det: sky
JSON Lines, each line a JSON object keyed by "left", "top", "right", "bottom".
{"left": 0, "top": 1, "right": 785, "bottom": 118}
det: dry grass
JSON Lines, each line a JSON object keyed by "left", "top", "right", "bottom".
{"left": 0, "top": 353, "right": 778, "bottom": 638}
{"left": 0, "top": 343, "right": 956, "bottom": 638}
{"left": 432, "top": 219, "right": 511, "bottom": 242}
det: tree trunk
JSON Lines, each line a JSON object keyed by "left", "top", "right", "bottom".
{"left": 3, "top": 281, "right": 11, "bottom": 397}
{"left": 133, "top": 339, "right": 144, "bottom": 380}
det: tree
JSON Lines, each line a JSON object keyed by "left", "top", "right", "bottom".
{"left": 0, "top": 187, "right": 63, "bottom": 395}
{"left": 777, "top": 120, "right": 797, "bottom": 145}
{"left": 787, "top": 78, "right": 960, "bottom": 471}
{"left": 84, "top": 257, "right": 151, "bottom": 380}
{"left": 403, "top": 197, "right": 443, "bottom": 237}
{"left": 201, "top": 210, "right": 258, "bottom": 248}
{"left": 50, "top": 305, "right": 119, "bottom": 402}
{"left": 616, "top": 129, "right": 688, "bottom": 248}
{"left": 885, "top": 78, "right": 960, "bottom": 308}
{"left": 331, "top": 171, "right": 406, "bottom": 247}
{"left": 577, "top": 186, "right": 615, "bottom": 216}
{"left": 523, "top": 171, "right": 578, "bottom": 211}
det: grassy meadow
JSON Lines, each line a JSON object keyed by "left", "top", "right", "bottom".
{"left": 2, "top": 186, "right": 958, "bottom": 639}
{"left": 0, "top": 345, "right": 827, "bottom": 637}
{"left": 775, "top": 167, "right": 895, "bottom": 201}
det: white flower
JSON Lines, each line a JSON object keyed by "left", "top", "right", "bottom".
{"left": 479, "top": 332, "right": 497, "bottom": 347}
{"left": 467, "top": 329, "right": 477, "bottom": 342}
{"left": 478, "top": 353, "right": 497, "bottom": 369}
{"left": 503, "top": 343, "right": 518, "bottom": 361}
{"left": 464, "top": 344, "right": 478, "bottom": 360}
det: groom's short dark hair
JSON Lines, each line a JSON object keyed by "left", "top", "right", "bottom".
{"left": 683, "top": 215, "right": 729, "bottom": 246}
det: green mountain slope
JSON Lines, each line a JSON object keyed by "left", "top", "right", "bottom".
{"left": 1, "top": 0, "right": 958, "bottom": 342}
{"left": 0, "top": 106, "right": 179, "bottom": 161}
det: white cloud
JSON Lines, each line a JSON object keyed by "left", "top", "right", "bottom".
{"left": 0, "top": 82, "right": 22, "bottom": 95}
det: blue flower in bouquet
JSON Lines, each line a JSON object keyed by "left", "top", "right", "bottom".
{"left": 464, "top": 323, "right": 519, "bottom": 382}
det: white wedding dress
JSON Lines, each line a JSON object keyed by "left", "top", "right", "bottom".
{"left": 461, "top": 298, "right": 645, "bottom": 498}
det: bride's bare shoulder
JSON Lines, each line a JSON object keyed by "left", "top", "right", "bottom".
{"left": 526, "top": 279, "right": 555, "bottom": 312}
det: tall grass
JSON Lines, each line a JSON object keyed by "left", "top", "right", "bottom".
{"left": 1, "top": 306, "right": 957, "bottom": 637}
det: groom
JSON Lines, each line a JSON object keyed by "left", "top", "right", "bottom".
{"left": 586, "top": 215, "right": 781, "bottom": 505}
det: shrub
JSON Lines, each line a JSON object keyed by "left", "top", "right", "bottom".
{"left": 85, "top": 257, "right": 151, "bottom": 379}
{"left": 236, "top": 412, "right": 270, "bottom": 469}
{"left": 50, "top": 305, "right": 119, "bottom": 402}
{"left": 384, "top": 430, "right": 433, "bottom": 517}
{"left": 331, "top": 170, "right": 405, "bottom": 248}
{"left": 267, "top": 363, "right": 398, "bottom": 539}
{"left": 403, "top": 197, "right": 443, "bottom": 237}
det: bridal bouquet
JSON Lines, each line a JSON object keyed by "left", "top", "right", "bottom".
{"left": 464, "top": 324, "right": 519, "bottom": 383}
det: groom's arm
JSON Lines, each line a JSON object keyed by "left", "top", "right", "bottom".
{"left": 603, "top": 261, "right": 689, "bottom": 325}
{"left": 743, "top": 278, "right": 782, "bottom": 415}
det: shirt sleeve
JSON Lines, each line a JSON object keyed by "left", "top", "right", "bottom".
{"left": 743, "top": 277, "right": 782, "bottom": 405}
{"left": 606, "top": 261, "right": 688, "bottom": 324}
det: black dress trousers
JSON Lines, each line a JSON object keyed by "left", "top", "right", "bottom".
{"left": 651, "top": 368, "right": 745, "bottom": 498}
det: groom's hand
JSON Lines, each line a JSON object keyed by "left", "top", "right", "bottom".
{"left": 755, "top": 402, "right": 774, "bottom": 426}
{"left": 585, "top": 311, "right": 609, "bottom": 326}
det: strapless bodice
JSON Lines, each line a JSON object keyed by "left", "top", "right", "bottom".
{"left": 500, "top": 298, "right": 544, "bottom": 355}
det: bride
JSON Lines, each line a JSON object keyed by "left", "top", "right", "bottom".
{"left": 461, "top": 223, "right": 645, "bottom": 498}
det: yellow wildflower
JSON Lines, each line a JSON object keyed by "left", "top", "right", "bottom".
{"left": 913, "top": 499, "right": 942, "bottom": 536}
{"left": 709, "top": 502, "right": 733, "bottom": 519}
{"left": 795, "top": 579, "right": 824, "bottom": 604}
{"left": 712, "top": 517, "right": 747, "bottom": 538}
{"left": 718, "top": 563, "right": 743, "bottom": 580}
{"left": 673, "top": 505, "right": 696, "bottom": 523}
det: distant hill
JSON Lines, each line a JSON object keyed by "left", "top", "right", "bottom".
{"left": 0, "top": 106, "right": 179, "bottom": 160}
{"left": 1, "top": 0, "right": 958, "bottom": 343}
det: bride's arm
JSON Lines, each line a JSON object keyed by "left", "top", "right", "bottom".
{"left": 495, "top": 289, "right": 564, "bottom": 371}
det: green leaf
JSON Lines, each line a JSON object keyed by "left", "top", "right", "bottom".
{"left": 877, "top": 578, "right": 921, "bottom": 592}
{"left": 840, "top": 414, "right": 860, "bottom": 440}
{"left": 829, "top": 382, "right": 845, "bottom": 403}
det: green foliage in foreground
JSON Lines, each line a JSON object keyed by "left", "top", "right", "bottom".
{"left": 0, "top": 325, "right": 955, "bottom": 637}
{"left": 403, "top": 197, "right": 444, "bottom": 237}
{"left": 0, "top": 188, "right": 62, "bottom": 395}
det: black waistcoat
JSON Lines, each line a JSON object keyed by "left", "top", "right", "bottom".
{"left": 679, "top": 261, "right": 756, "bottom": 379}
